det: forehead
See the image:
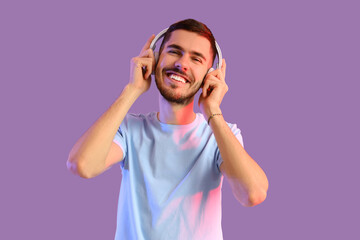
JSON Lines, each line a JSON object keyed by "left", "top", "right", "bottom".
{"left": 164, "top": 29, "right": 212, "bottom": 60}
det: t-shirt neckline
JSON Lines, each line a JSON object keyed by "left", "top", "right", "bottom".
{"left": 151, "top": 111, "right": 200, "bottom": 129}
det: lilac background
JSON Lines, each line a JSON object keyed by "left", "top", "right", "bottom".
{"left": 1, "top": 0, "right": 359, "bottom": 239}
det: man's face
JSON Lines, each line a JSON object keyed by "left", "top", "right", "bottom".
{"left": 154, "top": 29, "right": 213, "bottom": 105}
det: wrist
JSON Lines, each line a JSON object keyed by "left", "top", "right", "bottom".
{"left": 121, "top": 84, "right": 144, "bottom": 104}
{"left": 203, "top": 106, "right": 222, "bottom": 120}
{"left": 125, "top": 84, "right": 145, "bottom": 98}
{"left": 207, "top": 113, "right": 223, "bottom": 125}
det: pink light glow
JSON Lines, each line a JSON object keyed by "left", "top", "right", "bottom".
{"left": 155, "top": 177, "right": 223, "bottom": 238}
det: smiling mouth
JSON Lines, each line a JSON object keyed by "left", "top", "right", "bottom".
{"left": 165, "top": 72, "right": 190, "bottom": 84}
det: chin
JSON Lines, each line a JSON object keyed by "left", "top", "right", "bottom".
{"left": 155, "top": 70, "right": 200, "bottom": 105}
{"left": 156, "top": 84, "right": 195, "bottom": 105}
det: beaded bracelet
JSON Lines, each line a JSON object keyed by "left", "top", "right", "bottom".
{"left": 207, "top": 113, "right": 222, "bottom": 125}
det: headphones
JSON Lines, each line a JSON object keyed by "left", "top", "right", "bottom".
{"left": 149, "top": 27, "right": 223, "bottom": 75}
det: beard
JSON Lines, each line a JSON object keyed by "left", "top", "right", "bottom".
{"left": 155, "top": 69, "right": 202, "bottom": 105}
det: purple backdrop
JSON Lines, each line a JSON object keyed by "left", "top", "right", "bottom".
{"left": 1, "top": 0, "right": 359, "bottom": 239}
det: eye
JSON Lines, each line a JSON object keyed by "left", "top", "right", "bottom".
{"left": 168, "top": 50, "right": 180, "bottom": 55}
{"left": 192, "top": 57, "right": 202, "bottom": 63}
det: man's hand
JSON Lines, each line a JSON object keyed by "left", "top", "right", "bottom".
{"left": 128, "top": 34, "right": 156, "bottom": 95}
{"left": 198, "top": 58, "right": 228, "bottom": 120}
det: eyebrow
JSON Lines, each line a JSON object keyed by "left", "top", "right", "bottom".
{"left": 166, "top": 44, "right": 207, "bottom": 62}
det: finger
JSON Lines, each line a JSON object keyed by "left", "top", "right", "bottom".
{"left": 202, "top": 76, "right": 210, "bottom": 97}
{"left": 138, "top": 49, "right": 156, "bottom": 74}
{"left": 140, "top": 34, "right": 155, "bottom": 55}
{"left": 132, "top": 57, "right": 153, "bottom": 79}
{"left": 139, "top": 48, "right": 155, "bottom": 59}
{"left": 221, "top": 58, "right": 226, "bottom": 79}
{"left": 202, "top": 77, "right": 218, "bottom": 97}
{"left": 207, "top": 68, "right": 224, "bottom": 82}
{"left": 141, "top": 58, "right": 154, "bottom": 79}
{"left": 202, "top": 80, "right": 210, "bottom": 98}
{"left": 132, "top": 57, "right": 153, "bottom": 67}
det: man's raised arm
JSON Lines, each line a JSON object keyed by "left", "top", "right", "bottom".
{"left": 67, "top": 34, "right": 155, "bottom": 178}
{"left": 199, "top": 58, "right": 269, "bottom": 207}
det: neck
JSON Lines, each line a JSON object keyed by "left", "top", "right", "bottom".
{"left": 158, "top": 95, "right": 196, "bottom": 125}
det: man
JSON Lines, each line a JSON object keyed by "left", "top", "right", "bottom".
{"left": 67, "top": 19, "right": 269, "bottom": 240}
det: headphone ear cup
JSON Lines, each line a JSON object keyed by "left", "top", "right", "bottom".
{"left": 152, "top": 51, "right": 159, "bottom": 75}
{"left": 154, "top": 51, "right": 159, "bottom": 63}
{"left": 207, "top": 68, "right": 215, "bottom": 74}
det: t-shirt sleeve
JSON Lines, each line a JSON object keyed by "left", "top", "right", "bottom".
{"left": 113, "top": 120, "right": 128, "bottom": 163}
{"left": 215, "top": 123, "right": 244, "bottom": 173}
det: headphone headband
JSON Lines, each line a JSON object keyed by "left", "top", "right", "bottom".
{"left": 150, "top": 27, "right": 223, "bottom": 70}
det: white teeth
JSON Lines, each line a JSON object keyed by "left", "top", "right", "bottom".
{"left": 169, "top": 74, "right": 186, "bottom": 83}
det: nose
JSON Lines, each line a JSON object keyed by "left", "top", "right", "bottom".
{"left": 175, "top": 55, "right": 189, "bottom": 72}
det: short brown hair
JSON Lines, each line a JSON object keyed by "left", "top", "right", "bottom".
{"left": 159, "top": 19, "right": 217, "bottom": 66}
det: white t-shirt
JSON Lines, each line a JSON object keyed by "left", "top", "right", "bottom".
{"left": 113, "top": 112, "right": 244, "bottom": 240}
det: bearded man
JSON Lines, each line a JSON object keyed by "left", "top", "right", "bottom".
{"left": 67, "top": 19, "right": 269, "bottom": 240}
